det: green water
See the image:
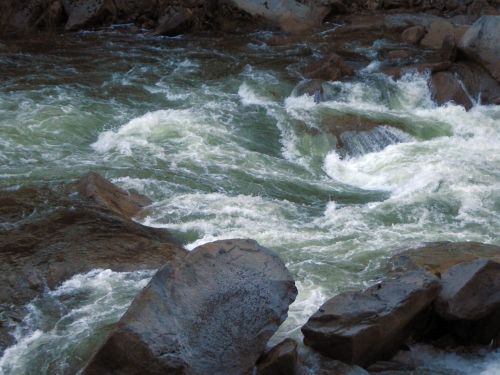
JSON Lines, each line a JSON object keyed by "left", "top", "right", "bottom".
{"left": 0, "top": 31, "right": 499, "bottom": 374}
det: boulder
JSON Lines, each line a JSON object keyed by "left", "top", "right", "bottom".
{"left": 435, "top": 259, "right": 500, "bottom": 346}
{"left": 301, "top": 271, "right": 441, "bottom": 367}
{"left": 420, "top": 19, "right": 455, "bottom": 49}
{"left": 62, "top": 0, "right": 107, "bottom": 31}
{"left": 459, "top": 16, "right": 500, "bottom": 82}
{"left": 0, "top": 173, "right": 186, "bottom": 355}
{"left": 451, "top": 61, "right": 500, "bottom": 105}
{"left": 155, "top": 6, "right": 194, "bottom": 36}
{"left": 436, "top": 258, "right": 500, "bottom": 320}
{"left": 389, "top": 241, "right": 500, "bottom": 276}
{"left": 430, "top": 71, "right": 473, "bottom": 109}
{"left": 83, "top": 239, "right": 297, "bottom": 375}
{"left": 401, "top": 25, "right": 426, "bottom": 44}
{"left": 230, "top": 0, "right": 330, "bottom": 32}
{"left": 256, "top": 338, "right": 299, "bottom": 375}
{"left": 304, "top": 53, "right": 355, "bottom": 82}
{"left": 66, "top": 171, "right": 151, "bottom": 219}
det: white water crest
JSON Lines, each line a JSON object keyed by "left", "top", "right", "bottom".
{"left": 0, "top": 269, "right": 153, "bottom": 375}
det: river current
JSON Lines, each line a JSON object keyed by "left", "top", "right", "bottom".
{"left": 0, "top": 29, "right": 499, "bottom": 374}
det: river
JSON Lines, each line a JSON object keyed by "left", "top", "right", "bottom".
{"left": 0, "top": 29, "right": 499, "bottom": 374}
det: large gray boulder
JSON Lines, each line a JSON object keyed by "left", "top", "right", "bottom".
{"left": 230, "top": 0, "right": 329, "bottom": 32}
{"left": 459, "top": 16, "right": 500, "bottom": 82}
{"left": 301, "top": 271, "right": 441, "bottom": 367}
{"left": 83, "top": 239, "right": 297, "bottom": 375}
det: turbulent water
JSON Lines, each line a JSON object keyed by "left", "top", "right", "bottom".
{"left": 0, "top": 29, "right": 499, "bottom": 374}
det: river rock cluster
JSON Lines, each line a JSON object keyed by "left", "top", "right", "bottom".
{"left": 1, "top": 173, "right": 498, "bottom": 374}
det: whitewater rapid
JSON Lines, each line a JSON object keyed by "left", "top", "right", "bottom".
{"left": 0, "top": 32, "right": 499, "bottom": 374}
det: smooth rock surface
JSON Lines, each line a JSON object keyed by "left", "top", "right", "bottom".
{"left": 231, "top": 0, "right": 329, "bottom": 32}
{"left": 257, "top": 338, "right": 298, "bottom": 375}
{"left": 420, "top": 19, "right": 455, "bottom": 49}
{"left": 401, "top": 25, "right": 426, "bottom": 44}
{"left": 436, "top": 258, "right": 500, "bottom": 321}
{"left": 83, "top": 239, "right": 297, "bottom": 375}
{"left": 459, "top": 16, "right": 500, "bottom": 81}
{"left": 431, "top": 71, "right": 473, "bottom": 109}
{"left": 389, "top": 241, "right": 500, "bottom": 276}
{"left": 66, "top": 171, "right": 151, "bottom": 219}
{"left": 301, "top": 271, "right": 441, "bottom": 367}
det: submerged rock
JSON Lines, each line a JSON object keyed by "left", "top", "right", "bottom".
{"left": 301, "top": 270, "right": 441, "bottom": 367}
{"left": 0, "top": 173, "right": 185, "bottom": 355}
{"left": 83, "top": 239, "right": 297, "bottom": 375}
{"left": 66, "top": 171, "right": 151, "bottom": 219}
{"left": 459, "top": 16, "right": 500, "bottom": 82}
{"left": 304, "top": 53, "right": 355, "bottom": 82}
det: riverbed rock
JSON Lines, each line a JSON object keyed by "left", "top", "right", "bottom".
{"left": 0, "top": 173, "right": 186, "bottom": 355}
{"left": 451, "top": 61, "right": 500, "bottom": 105}
{"left": 459, "top": 16, "right": 500, "bottom": 82}
{"left": 231, "top": 0, "right": 330, "bottom": 32}
{"left": 256, "top": 338, "right": 299, "bottom": 375}
{"left": 389, "top": 241, "right": 500, "bottom": 276}
{"left": 83, "top": 239, "right": 297, "bottom": 375}
{"left": 436, "top": 259, "right": 500, "bottom": 321}
{"left": 66, "top": 171, "right": 151, "bottom": 219}
{"left": 304, "top": 53, "right": 355, "bottom": 82}
{"left": 430, "top": 71, "right": 473, "bottom": 109}
{"left": 301, "top": 270, "right": 441, "bottom": 367}
{"left": 420, "top": 19, "right": 455, "bottom": 49}
{"left": 433, "top": 259, "right": 500, "bottom": 346}
{"left": 401, "top": 25, "right": 426, "bottom": 44}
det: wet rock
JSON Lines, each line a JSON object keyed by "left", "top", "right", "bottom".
{"left": 430, "top": 71, "right": 473, "bottom": 109}
{"left": 63, "top": 0, "right": 107, "bottom": 31}
{"left": 432, "top": 259, "right": 500, "bottom": 347}
{"left": 66, "top": 171, "right": 151, "bottom": 219}
{"left": 436, "top": 259, "right": 500, "bottom": 321}
{"left": 389, "top": 241, "right": 500, "bottom": 276}
{"left": 256, "top": 338, "right": 298, "bottom": 375}
{"left": 420, "top": 19, "right": 455, "bottom": 49}
{"left": 83, "top": 239, "right": 297, "bottom": 375}
{"left": 451, "top": 61, "right": 500, "bottom": 105}
{"left": 401, "top": 25, "right": 426, "bottom": 44}
{"left": 301, "top": 270, "right": 441, "bottom": 367}
{"left": 320, "top": 114, "right": 411, "bottom": 157}
{"left": 0, "top": 173, "right": 186, "bottom": 355}
{"left": 304, "top": 53, "right": 355, "bottom": 82}
{"left": 459, "top": 16, "right": 500, "bottom": 82}
{"left": 155, "top": 6, "right": 193, "bottom": 36}
{"left": 231, "top": 0, "right": 330, "bottom": 32}
{"left": 338, "top": 126, "right": 411, "bottom": 157}
{"left": 384, "top": 13, "right": 441, "bottom": 30}
{"left": 292, "top": 79, "right": 326, "bottom": 102}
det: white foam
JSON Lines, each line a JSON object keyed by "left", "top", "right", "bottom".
{"left": 238, "top": 82, "right": 275, "bottom": 107}
{"left": 0, "top": 269, "right": 153, "bottom": 374}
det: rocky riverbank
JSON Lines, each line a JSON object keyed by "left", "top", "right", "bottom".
{"left": 2, "top": 2, "right": 498, "bottom": 112}
{"left": 1, "top": 173, "right": 498, "bottom": 374}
